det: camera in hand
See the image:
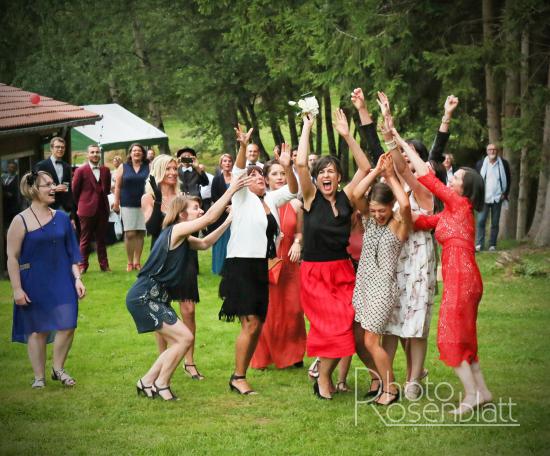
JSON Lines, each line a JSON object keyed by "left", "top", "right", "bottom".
{"left": 180, "top": 157, "right": 194, "bottom": 164}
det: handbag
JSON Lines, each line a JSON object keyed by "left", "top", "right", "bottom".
{"left": 268, "top": 257, "right": 283, "bottom": 285}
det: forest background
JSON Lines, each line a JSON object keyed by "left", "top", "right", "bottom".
{"left": 1, "top": 0, "right": 549, "bottom": 244}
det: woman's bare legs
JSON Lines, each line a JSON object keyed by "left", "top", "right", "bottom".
{"left": 124, "top": 230, "right": 136, "bottom": 265}
{"left": 336, "top": 356, "right": 352, "bottom": 391}
{"left": 133, "top": 231, "right": 145, "bottom": 267}
{"left": 179, "top": 300, "right": 202, "bottom": 378}
{"left": 364, "top": 331, "right": 398, "bottom": 404}
{"left": 52, "top": 329, "right": 75, "bottom": 372}
{"left": 27, "top": 332, "right": 48, "bottom": 381}
{"left": 471, "top": 361, "right": 492, "bottom": 403}
{"left": 140, "top": 320, "right": 194, "bottom": 400}
{"left": 354, "top": 323, "right": 380, "bottom": 394}
{"left": 231, "top": 315, "right": 263, "bottom": 393}
{"left": 317, "top": 357, "right": 339, "bottom": 398}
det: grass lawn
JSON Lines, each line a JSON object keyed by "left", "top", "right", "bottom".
{"left": 0, "top": 241, "right": 549, "bottom": 455}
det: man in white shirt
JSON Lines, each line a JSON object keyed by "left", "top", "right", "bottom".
{"left": 442, "top": 153, "right": 454, "bottom": 185}
{"left": 245, "top": 143, "right": 264, "bottom": 168}
{"left": 475, "top": 144, "right": 511, "bottom": 252}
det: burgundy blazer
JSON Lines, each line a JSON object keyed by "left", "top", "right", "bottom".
{"left": 72, "top": 164, "right": 111, "bottom": 218}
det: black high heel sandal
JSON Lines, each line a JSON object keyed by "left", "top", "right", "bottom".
{"left": 229, "top": 374, "right": 256, "bottom": 395}
{"left": 152, "top": 381, "right": 179, "bottom": 401}
{"left": 365, "top": 378, "right": 382, "bottom": 398}
{"left": 313, "top": 381, "right": 332, "bottom": 400}
{"left": 183, "top": 363, "right": 205, "bottom": 380}
{"left": 375, "top": 389, "right": 400, "bottom": 406}
{"left": 136, "top": 379, "right": 153, "bottom": 398}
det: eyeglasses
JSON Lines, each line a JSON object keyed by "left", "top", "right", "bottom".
{"left": 38, "top": 183, "right": 56, "bottom": 188}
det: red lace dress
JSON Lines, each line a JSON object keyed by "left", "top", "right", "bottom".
{"left": 414, "top": 173, "right": 483, "bottom": 367}
{"left": 251, "top": 203, "right": 307, "bottom": 368}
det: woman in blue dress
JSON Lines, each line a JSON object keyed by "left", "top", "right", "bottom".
{"left": 126, "top": 175, "right": 244, "bottom": 401}
{"left": 210, "top": 153, "right": 233, "bottom": 275}
{"left": 7, "top": 171, "right": 85, "bottom": 388}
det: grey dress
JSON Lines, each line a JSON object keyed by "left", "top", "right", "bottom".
{"left": 352, "top": 216, "right": 403, "bottom": 334}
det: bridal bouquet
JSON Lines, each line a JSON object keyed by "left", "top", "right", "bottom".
{"left": 288, "top": 93, "right": 319, "bottom": 117}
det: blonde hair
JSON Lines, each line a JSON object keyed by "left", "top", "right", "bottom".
{"left": 162, "top": 194, "right": 201, "bottom": 228}
{"left": 218, "top": 153, "right": 233, "bottom": 167}
{"left": 20, "top": 171, "right": 52, "bottom": 201}
{"left": 145, "top": 155, "right": 180, "bottom": 198}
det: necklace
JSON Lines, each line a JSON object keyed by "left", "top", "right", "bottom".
{"left": 29, "top": 206, "right": 53, "bottom": 230}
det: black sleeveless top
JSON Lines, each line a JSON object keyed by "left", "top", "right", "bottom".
{"left": 265, "top": 212, "right": 278, "bottom": 259}
{"left": 303, "top": 190, "right": 352, "bottom": 262}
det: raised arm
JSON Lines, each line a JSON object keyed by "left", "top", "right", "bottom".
{"left": 170, "top": 174, "right": 246, "bottom": 244}
{"left": 382, "top": 156, "right": 412, "bottom": 241}
{"left": 352, "top": 154, "right": 387, "bottom": 215}
{"left": 277, "top": 143, "right": 298, "bottom": 195}
{"left": 188, "top": 214, "right": 232, "bottom": 250}
{"left": 234, "top": 124, "right": 254, "bottom": 170}
{"left": 295, "top": 114, "right": 317, "bottom": 209}
{"left": 333, "top": 109, "right": 371, "bottom": 172}
{"left": 429, "top": 95, "right": 458, "bottom": 162}
{"left": 351, "top": 88, "right": 384, "bottom": 163}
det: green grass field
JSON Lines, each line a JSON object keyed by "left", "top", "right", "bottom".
{"left": 0, "top": 241, "right": 549, "bottom": 455}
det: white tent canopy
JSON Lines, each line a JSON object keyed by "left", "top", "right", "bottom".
{"left": 72, "top": 103, "right": 168, "bottom": 152}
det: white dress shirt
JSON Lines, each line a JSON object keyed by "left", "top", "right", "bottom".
{"left": 50, "top": 155, "right": 64, "bottom": 183}
{"left": 89, "top": 162, "right": 100, "bottom": 181}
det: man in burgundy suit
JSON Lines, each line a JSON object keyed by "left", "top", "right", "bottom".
{"left": 72, "top": 144, "right": 111, "bottom": 272}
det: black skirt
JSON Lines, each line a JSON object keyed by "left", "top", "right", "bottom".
{"left": 167, "top": 249, "right": 200, "bottom": 303}
{"left": 219, "top": 257, "right": 268, "bottom": 322}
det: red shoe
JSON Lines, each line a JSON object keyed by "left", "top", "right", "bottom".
{"left": 126, "top": 263, "right": 134, "bottom": 272}
{"left": 133, "top": 263, "right": 141, "bottom": 271}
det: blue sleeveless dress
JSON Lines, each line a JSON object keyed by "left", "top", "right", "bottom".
{"left": 126, "top": 225, "right": 191, "bottom": 333}
{"left": 12, "top": 211, "right": 81, "bottom": 343}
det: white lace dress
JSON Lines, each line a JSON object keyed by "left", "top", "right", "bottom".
{"left": 384, "top": 192, "right": 436, "bottom": 338}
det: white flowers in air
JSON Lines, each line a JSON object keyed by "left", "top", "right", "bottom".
{"left": 289, "top": 94, "right": 319, "bottom": 117}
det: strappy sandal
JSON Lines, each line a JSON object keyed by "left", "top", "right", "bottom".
{"left": 136, "top": 379, "right": 154, "bottom": 398}
{"left": 365, "top": 378, "right": 381, "bottom": 398}
{"left": 308, "top": 358, "right": 320, "bottom": 380}
{"left": 183, "top": 363, "right": 205, "bottom": 380}
{"left": 51, "top": 368, "right": 76, "bottom": 387}
{"left": 229, "top": 374, "right": 257, "bottom": 395}
{"left": 31, "top": 377, "right": 46, "bottom": 389}
{"left": 152, "top": 381, "right": 179, "bottom": 401}
{"left": 133, "top": 263, "right": 141, "bottom": 271}
{"left": 335, "top": 381, "right": 351, "bottom": 393}
{"left": 375, "top": 389, "right": 400, "bottom": 406}
{"left": 126, "top": 263, "right": 134, "bottom": 272}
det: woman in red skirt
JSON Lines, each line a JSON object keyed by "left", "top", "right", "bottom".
{"left": 393, "top": 128, "right": 493, "bottom": 414}
{"left": 250, "top": 159, "right": 306, "bottom": 369}
{"left": 295, "top": 110, "right": 371, "bottom": 400}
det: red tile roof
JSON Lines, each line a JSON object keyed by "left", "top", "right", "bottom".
{"left": 0, "top": 83, "right": 101, "bottom": 134}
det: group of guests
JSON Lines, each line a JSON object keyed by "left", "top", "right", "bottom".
{"left": 7, "top": 87, "right": 498, "bottom": 415}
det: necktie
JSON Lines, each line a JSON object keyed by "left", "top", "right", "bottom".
{"left": 55, "top": 160, "right": 63, "bottom": 165}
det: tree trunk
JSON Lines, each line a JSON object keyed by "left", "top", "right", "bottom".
{"left": 482, "top": 0, "right": 501, "bottom": 144}
{"left": 285, "top": 85, "right": 299, "bottom": 147}
{"left": 498, "top": 2, "right": 519, "bottom": 240}
{"left": 107, "top": 75, "right": 119, "bottom": 104}
{"left": 131, "top": 12, "right": 169, "bottom": 154}
{"left": 217, "top": 103, "right": 238, "bottom": 157}
{"left": 324, "top": 86, "right": 337, "bottom": 156}
{"left": 245, "top": 100, "right": 268, "bottom": 160}
{"left": 516, "top": 30, "right": 530, "bottom": 239}
{"left": 533, "top": 62, "right": 550, "bottom": 245}
{"left": 316, "top": 95, "right": 323, "bottom": 155}
{"left": 237, "top": 102, "right": 252, "bottom": 131}
{"left": 337, "top": 104, "right": 352, "bottom": 182}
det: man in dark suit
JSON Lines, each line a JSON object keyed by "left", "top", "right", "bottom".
{"left": 34, "top": 136, "right": 74, "bottom": 213}
{"left": 2, "top": 160, "right": 21, "bottom": 227}
{"left": 177, "top": 147, "right": 209, "bottom": 197}
{"left": 72, "top": 144, "right": 111, "bottom": 272}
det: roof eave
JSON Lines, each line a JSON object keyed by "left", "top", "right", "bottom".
{"left": 0, "top": 115, "right": 102, "bottom": 138}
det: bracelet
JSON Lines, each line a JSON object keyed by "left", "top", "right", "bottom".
{"left": 74, "top": 276, "right": 81, "bottom": 281}
{"left": 293, "top": 238, "right": 301, "bottom": 245}
{"left": 441, "top": 115, "right": 451, "bottom": 124}
{"left": 384, "top": 139, "right": 397, "bottom": 150}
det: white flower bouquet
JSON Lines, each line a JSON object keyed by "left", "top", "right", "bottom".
{"left": 288, "top": 93, "right": 319, "bottom": 117}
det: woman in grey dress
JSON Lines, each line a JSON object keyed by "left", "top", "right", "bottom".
{"left": 351, "top": 154, "right": 412, "bottom": 405}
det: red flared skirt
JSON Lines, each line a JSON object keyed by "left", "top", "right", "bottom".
{"left": 300, "top": 259, "right": 356, "bottom": 358}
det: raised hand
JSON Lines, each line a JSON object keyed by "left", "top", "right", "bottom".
{"left": 333, "top": 109, "right": 350, "bottom": 137}
{"left": 380, "top": 154, "right": 395, "bottom": 179}
{"left": 391, "top": 128, "right": 407, "bottom": 148}
{"left": 273, "top": 145, "right": 280, "bottom": 160}
{"left": 234, "top": 124, "right": 254, "bottom": 145}
{"left": 444, "top": 95, "right": 459, "bottom": 116}
{"left": 148, "top": 175, "right": 162, "bottom": 201}
{"left": 376, "top": 91, "right": 392, "bottom": 118}
{"left": 228, "top": 173, "right": 250, "bottom": 194}
{"left": 302, "top": 113, "right": 315, "bottom": 130}
{"left": 350, "top": 88, "right": 366, "bottom": 111}
{"left": 374, "top": 152, "right": 388, "bottom": 175}
{"left": 278, "top": 143, "right": 292, "bottom": 168}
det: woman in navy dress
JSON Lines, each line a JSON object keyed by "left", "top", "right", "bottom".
{"left": 7, "top": 171, "right": 85, "bottom": 388}
{"left": 210, "top": 153, "right": 233, "bottom": 275}
{"left": 127, "top": 176, "right": 244, "bottom": 401}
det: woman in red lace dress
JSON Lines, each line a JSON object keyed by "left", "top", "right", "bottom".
{"left": 251, "top": 159, "right": 306, "bottom": 369}
{"left": 393, "top": 128, "right": 492, "bottom": 414}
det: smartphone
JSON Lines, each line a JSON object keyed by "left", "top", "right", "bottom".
{"left": 180, "top": 157, "right": 193, "bottom": 164}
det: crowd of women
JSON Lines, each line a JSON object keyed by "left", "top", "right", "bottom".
{"left": 7, "top": 87, "right": 492, "bottom": 414}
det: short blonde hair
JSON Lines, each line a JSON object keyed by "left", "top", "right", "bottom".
{"left": 145, "top": 155, "right": 180, "bottom": 198}
{"left": 20, "top": 171, "right": 53, "bottom": 201}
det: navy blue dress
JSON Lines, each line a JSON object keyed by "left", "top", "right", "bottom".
{"left": 126, "top": 225, "right": 191, "bottom": 333}
{"left": 12, "top": 211, "right": 81, "bottom": 343}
